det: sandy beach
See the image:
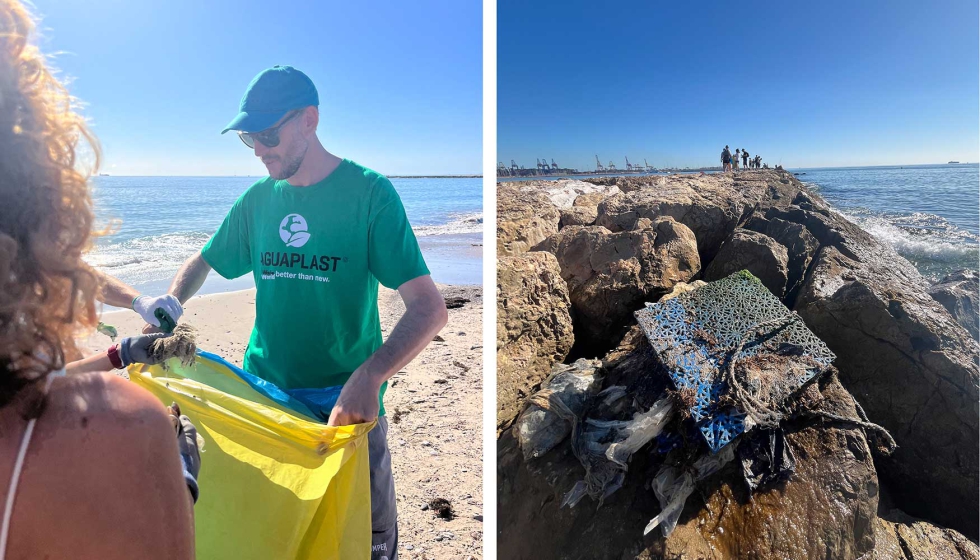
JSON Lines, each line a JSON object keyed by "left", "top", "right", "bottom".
{"left": 80, "top": 283, "right": 484, "bottom": 560}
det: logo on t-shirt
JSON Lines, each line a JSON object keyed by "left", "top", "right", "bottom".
{"left": 279, "top": 213, "right": 311, "bottom": 248}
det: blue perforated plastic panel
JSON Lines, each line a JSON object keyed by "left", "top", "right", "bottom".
{"left": 635, "top": 271, "right": 835, "bottom": 453}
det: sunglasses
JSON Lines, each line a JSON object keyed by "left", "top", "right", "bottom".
{"left": 238, "top": 110, "right": 302, "bottom": 149}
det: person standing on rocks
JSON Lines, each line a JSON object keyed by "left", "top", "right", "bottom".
{"left": 161, "top": 65, "right": 449, "bottom": 560}
{"left": 742, "top": 149, "right": 749, "bottom": 169}
{"left": 721, "top": 145, "right": 732, "bottom": 172}
{"left": 733, "top": 149, "right": 740, "bottom": 172}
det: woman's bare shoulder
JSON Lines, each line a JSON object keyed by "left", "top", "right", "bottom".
{"left": 9, "top": 372, "right": 195, "bottom": 559}
{"left": 48, "top": 371, "right": 166, "bottom": 421}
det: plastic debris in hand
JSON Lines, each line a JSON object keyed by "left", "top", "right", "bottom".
{"left": 516, "top": 359, "right": 601, "bottom": 461}
{"left": 634, "top": 271, "right": 835, "bottom": 453}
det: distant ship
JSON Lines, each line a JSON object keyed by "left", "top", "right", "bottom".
{"left": 98, "top": 173, "right": 110, "bottom": 176}
{"left": 948, "top": 161, "right": 960, "bottom": 164}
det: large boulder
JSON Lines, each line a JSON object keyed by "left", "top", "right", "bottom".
{"left": 497, "top": 252, "right": 575, "bottom": 430}
{"left": 739, "top": 179, "right": 980, "bottom": 537}
{"left": 795, "top": 245, "right": 980, "bottom": 537}
{"left": 703, "top": 229, "right": 790, "bottom": 297}
{"left": 574, "top": 191, "right": 612, "bottom": 208}
{"left": 544, "top": 218, "right": 700, "bottom": 350}
{"left": 873, "top": 511, "right": 979, "bottom": 560}
{"left": 594, "top": 172, "right": 772, "bottom": 261}
{"left": 556, "top": 191, "right": 619, "bottom": 228}
{"left": 928, "top": 270, "right": 979, "bottom": 340}
{"left": 498, "top": 184, "right": 561, "bottom": 256}
{"left": 745, "top": 216, "right": 820, "bottom": 304}
{"left": 559, "top": 206, "right": 598, "bottom": 228}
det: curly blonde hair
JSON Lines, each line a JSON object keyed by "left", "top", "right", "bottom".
{"left": 0, "top": 0, "right": 101, "bottom": 407}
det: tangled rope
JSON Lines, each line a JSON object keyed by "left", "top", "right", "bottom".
{"left": 795, "top": 376, "right": 898, "bottom": 456}
{"left": 720, "top": 312, "right": 802, "bottom": 430}
{"left": 719, "top": 313, "right": 896, "bottom": 455}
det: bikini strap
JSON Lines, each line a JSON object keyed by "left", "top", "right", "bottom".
{"left": 0, "top": 368, "right": 65, "bottom": 559}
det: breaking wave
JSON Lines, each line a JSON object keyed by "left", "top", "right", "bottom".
{"left": 85, "top": 231, "right": 212, "bottom": 286}
{"left": 413, "top": 212, "right": 483, "bottom": 237}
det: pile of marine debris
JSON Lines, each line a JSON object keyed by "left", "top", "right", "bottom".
{"left": 515, "top": 271, "right": 895, "bottom": 538}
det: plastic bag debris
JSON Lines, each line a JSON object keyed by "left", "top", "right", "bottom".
{"left": 739, "top": 427, "right": 796, "bottom": 492}
{"left": 598, "top": 385, "right": 628, "bottom": 406}
{"left": 516, "top": 359, "right": 601, "bottom": 461}
{"left": 563, "top": 396, "right": 674, "bottom": 507}
{"left": 605, "top": 397, "right": 674, "bottom": 467}
{"left": 645, "top": 444, "right": 735, "bottom": 537}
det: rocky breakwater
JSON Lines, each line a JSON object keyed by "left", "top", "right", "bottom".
{"left": 496, "top": 170, "right": 979, "bottom": 559}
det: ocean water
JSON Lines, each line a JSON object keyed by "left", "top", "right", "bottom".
{"left": 791, "top": 164, "right": 979, "bottom": 282}
{"left": 86, "top": 175, "right": 483, "bottom": 295}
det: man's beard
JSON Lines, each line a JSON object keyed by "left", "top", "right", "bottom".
{"left": 269, "top": 139, "right": 309, "bottom": 180}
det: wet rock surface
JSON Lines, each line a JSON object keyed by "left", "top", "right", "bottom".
{"left": 497, "top": 252, "right": 574, "bottom": 430}
{"left": 496, "top": 170, "right": 979, "bottom": 557}
{"left": 650, "top": 372, "right": 879, "bottom": 560}
{"left": 928, "top": 269, "right": 979, "bottom": 340}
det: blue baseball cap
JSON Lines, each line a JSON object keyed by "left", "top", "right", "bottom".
{"left": 221, "top": 65, "right": 319, "bottom": 134}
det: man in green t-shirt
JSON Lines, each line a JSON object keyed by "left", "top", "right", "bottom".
{"left": 161, "top": 66, "right": 448, "bottom": 560}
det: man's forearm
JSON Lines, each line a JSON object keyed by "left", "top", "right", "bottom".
{"left": 357, "top": 290, "right": 448, "bottom": 387}
{"left": 169, "top": 252, "right": 212, "bottom": 304}
{"left": 97, "top": 271, "right": 141, "bottom": 309}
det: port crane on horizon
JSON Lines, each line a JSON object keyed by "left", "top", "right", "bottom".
{"left": 551, "top": 159, "right": 559, "bottom": 170}
{"left": 644, "top": 158, "right": 655, "bottom": 172}
{"left": 625, "top": 156, "right": 635, "bottom": 172}
{"left": 595, "top": 155, "right": 606, "bottom": 172}
{"left": 608, "top": 160, "right": 617, "bottom": 171}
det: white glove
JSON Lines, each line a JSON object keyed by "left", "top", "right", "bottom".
{"left": 132, "top": 294, "right": 184, "bottom": 328}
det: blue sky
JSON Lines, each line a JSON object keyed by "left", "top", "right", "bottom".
{"left": 499, "top": 0, "right": 979, "bottom": 170}
{"left": 32, "top": 1, "right": 482, "bottom": 176}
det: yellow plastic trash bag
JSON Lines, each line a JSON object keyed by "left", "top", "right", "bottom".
{"left": 128, "top": 351, "right": 373, "bottom": 560}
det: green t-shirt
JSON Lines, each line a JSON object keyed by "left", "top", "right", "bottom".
{"left": 201, "top": 159, "right": 430, "bottom": 416}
